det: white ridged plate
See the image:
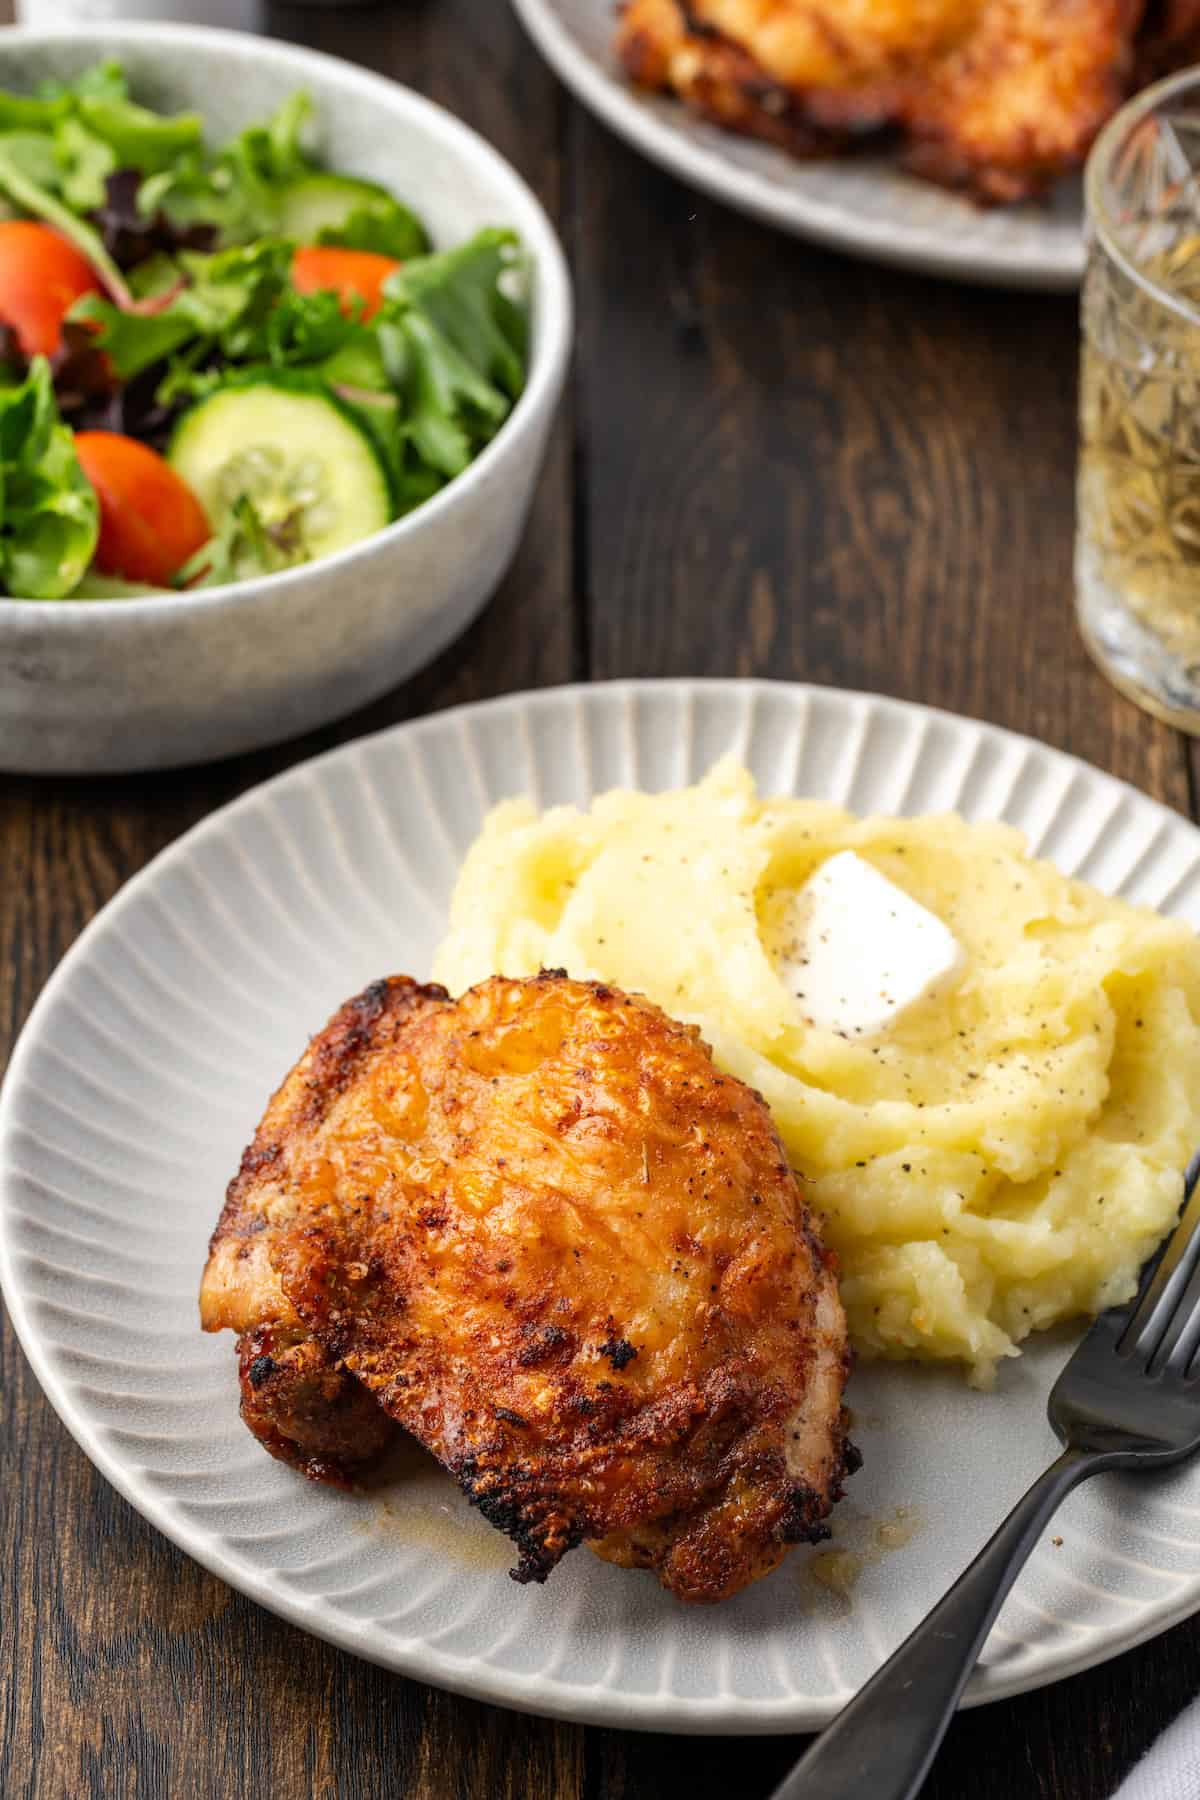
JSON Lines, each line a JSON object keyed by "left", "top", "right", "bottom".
{"left": 6, "top": 679, "right": 1200, "bottom": 1733}
{"left": 509, "top": 0, "right": 1085, "bottom": 290}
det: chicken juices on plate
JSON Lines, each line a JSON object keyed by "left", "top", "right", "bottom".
{"left": 200, "top": 972, "right": 856, "bottom": 1603}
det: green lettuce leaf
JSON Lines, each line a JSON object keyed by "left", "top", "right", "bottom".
{"left": 376, "top": 229, "right": 527, "bottom": 480}
{"left": 28, "top": 60, "right": 203, "bottom": 173}
{"left": 71, "top": 239, "right": 295, "bottom": 378}
{"left": 383, "top": 228, "right": 527, "bottom": 398}
{"left": 0, "top": 62, "right": 200, "bottom": 220}
{"left": 72, "top": 243, "right": 383, "bottom": 400}
{"left": 135, "top": 152, "right": 261, "bottom": 243}
{"left": 0, "top": 129, "right": 60, "bottom": 191}
{"left": 155, "top": 306, "right": 375, "bottom": 412}
{"left": 228, "top": 89, "right": 312, "bottom": 190}
{"left": 380, "top": 307, "right": 507, "bottom": 477}
{"left": 72, "top": 302, "right": 196, "bottom": 380}
{"left": 240, "top": 281, "right": 363, "bottom": 367}
{"left": 0, "top": 91, "right": 70, "bottom": 133}
{"left": 177, "top": 241, "right": 296, "bottom": 360}
{"left": 75, "top": 92, "right": 203, "bottom": 174}
{"left": 35, "top": 60, "right": 129, "bottom": 105}
{"left": 316, "top": 196, "right": 428, "bottom": 261}
{"left": 55, "top": 117, "right": 116, "bottom": 212}
{"left": 143, "top": 91, "right": 315, "bottom": 246}
{"left": 0, "top": 358, "right": 98, "bottom": 598}
{"left": 318, "top": 331, "right": 389, "bottom": 387}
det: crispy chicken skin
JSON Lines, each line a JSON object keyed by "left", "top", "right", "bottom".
{"left": 899, "top": 0, "right": 1142, "bottom": 201}
{"left": 617, "top": 0, "right": 1148, "bottom": 201}
{"left": 201, "top": 975, "right": 447, "bottom": 1483}
{"left": 617, "top": 0, "right": 847, "bottom": 155}
{"left": 638, "top": 0, "right": 980, "bottom": 95}
{"left": 201, "top": 971, "right": 856, "bottom": 1603}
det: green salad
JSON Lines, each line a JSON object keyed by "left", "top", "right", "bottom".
{"left": 0, "top": 61, "right": 528, "bottom": 598}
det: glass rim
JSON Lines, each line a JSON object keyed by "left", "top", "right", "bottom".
{"left": 1087, "top": 64, "right": 1200, "bottom": 331}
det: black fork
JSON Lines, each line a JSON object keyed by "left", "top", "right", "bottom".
{"left": 771, "top": 1151, "right": 1200, "bottom": 1800}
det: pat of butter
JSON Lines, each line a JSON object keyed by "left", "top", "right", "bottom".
{"left": 773, "top": 850, "right": 965, "bottom": 1037}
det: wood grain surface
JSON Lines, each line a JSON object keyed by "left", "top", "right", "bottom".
{"left": 3, "top": 2, "right": 1199, "bottom": 1795}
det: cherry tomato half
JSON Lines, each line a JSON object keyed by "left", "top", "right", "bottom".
{"left": 0, "top": 221, "right": 104, "bottom": 357}
{"left": 291, "top": 246, "right": 402, "bottom": 323}
{"left": 74, "top": 432, "right": 211, "bottom": 588}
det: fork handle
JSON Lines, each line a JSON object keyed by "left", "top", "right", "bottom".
{"left": 770, "top": 1445, "right": 1107, "bottom": 1800}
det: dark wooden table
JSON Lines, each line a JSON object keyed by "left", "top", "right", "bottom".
{"left": 3, "top": 3, "right": 1200, "bottom": 1796}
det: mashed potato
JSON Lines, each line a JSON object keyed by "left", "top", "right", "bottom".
{"left": 434, "top": 760, "right": 1200, "bottom": 1383}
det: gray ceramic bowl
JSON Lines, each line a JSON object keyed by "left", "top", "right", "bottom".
{"left": 0, "top": 25, "right": 571, "bottom": 773}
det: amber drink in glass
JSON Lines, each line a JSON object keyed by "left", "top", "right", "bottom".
{"left": 1077, "top": 70, "right": 1200, "bottom": 730}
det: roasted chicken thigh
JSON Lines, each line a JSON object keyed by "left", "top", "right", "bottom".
{"left": 617, "top": 0, "right": 1150, "bottom": 202}
{"left": 201, "top": 971, "right": 856, "bottom": 1603}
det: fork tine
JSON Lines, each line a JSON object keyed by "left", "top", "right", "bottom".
{"left": 1121, "top": 1153, "right": 1200, "bottom": 1360}
{"left": 1156, "top": 1253, "right": 1200, "bottom": 1375}
{"left": 1188, "top": 1148, "right": 1200, "bottom": 1197}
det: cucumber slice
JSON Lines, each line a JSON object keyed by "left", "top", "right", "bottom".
{"left": 168, "top": 381, "right": 392, "bottom": 562}
{"left": 276, "top": 172, "right": 428, "bottom": 259}
{"left": 277, "top": 172, "right": 401, "bottom": 239}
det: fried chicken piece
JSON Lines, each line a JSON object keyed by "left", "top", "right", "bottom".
{"left": 617, "top": 0, "right": 1147, "bottom": 201}
{"left": 898, "top": 0, "right": 1143, "bottom": 201}
{"left": 617, "top": 0, "right": 848, "bottom": 154}
{"left": 667, "top": 0, "right": 979, "bottom": 93}
{"left": 200, "top": 971, "right": 856, "bottom": 1603}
